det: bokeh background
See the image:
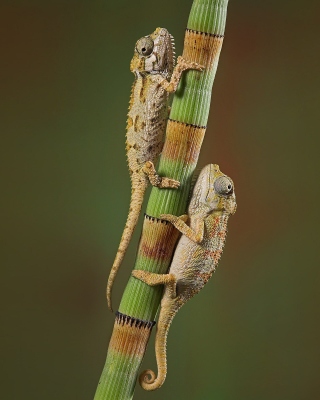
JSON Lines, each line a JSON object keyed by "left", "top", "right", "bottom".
{"left": 2, "top": 0, "right": 320, "bottom": 399}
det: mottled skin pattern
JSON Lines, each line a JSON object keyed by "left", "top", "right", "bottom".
{"left": 132, "top": 164, "right": 237, "bottom": 390}
{"left": 107, "top": 27, "right": 203, "bottom": 311}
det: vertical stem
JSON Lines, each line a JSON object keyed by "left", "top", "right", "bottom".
{"left": 94, "top": 1, "right": 229, "bottom": 398}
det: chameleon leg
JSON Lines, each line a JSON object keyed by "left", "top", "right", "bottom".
{"left": 132, "top": 270, "right": 177, "bottom": 298}
{"left": 142, "top": 161, "right": 180, "bottom": 189}
{"left": 161, "top": 56, "right": 204, "bottom": 93}
{"left": 160, "top": 213, "right": 204, "bottom": 243}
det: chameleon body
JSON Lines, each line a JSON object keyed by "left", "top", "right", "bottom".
{"left": 132, "top": 164, "right": 237, "bottom": 390}
{"left": 107, "top": 27, "right": 203, "bottom": 311}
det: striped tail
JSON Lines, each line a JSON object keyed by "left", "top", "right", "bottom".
{"left": 106, "top": 183, "right": 147, "bottom": 311}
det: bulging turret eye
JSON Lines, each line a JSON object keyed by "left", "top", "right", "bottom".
{"left": 136, "top": 37, "right": 154, "bottom": 56}
{"left": 214, "top": 176, "right": 233, "bottom": 196}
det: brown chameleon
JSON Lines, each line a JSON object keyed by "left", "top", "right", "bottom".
{"left": 132, "top": 164, "right": 237, "bottom": 390}
{"left": 106, "top": 27, "right": 203, "bottom": 311}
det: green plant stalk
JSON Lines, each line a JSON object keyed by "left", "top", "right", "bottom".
{"left": 94, "top": 1, "right": 229, "bottom": 398}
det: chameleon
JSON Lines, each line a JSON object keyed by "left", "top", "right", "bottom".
{"left": 106, "top": 27, "right": 203, "bottom": 311}
{"left": 132, "top": 164, "right": 237, "bottom": 391}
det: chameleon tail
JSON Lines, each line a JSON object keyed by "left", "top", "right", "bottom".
{"left": 139, "top": 298, "right": 177, "bottom": 391}
{"left": 106, "top": 183, "right": 147, "bottom": 311}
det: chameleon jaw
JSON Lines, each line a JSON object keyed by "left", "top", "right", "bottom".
{"left": 223, "top": 200, "right": 237, "bottom": 215}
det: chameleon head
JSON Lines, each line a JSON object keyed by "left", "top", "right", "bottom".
{"left": 130, "top": 27, "right": 175, "bottom": 78}
{"left": 189, "top": 164, "right": 237, "bottom": 216}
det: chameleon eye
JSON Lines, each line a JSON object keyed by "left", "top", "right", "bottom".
{"left": 214, "top": 176, "right": 233, "bottom": 196}
{"left": 136, "top": 37, "right": 154, "bottom": 56}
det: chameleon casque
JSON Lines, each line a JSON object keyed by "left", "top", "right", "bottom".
{"left": 107, "top": 27, "right": 203, "bottom": 311}
{"left": 132, "top": 164, "right": 237, "bottom": 390}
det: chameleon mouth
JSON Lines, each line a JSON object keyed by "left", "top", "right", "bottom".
{"left": 217, "top": 200, "right": 236, "bottom": 215}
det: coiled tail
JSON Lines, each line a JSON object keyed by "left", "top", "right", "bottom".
{"left": 139, "top": 298, "right": 178, "bottom": 390}
{"left": 106, "top": 182, "right": 147, "bottom": 311}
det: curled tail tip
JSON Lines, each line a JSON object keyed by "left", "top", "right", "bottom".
{"left": 139, "top": 369, "right": 163, "bottom": 391}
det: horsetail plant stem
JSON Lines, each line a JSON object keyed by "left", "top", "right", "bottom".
{"left": 94, "top": 1, "right": 229, "bottom": 398}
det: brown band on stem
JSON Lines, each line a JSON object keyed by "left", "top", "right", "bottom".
{"left": 138, "top": 213, "right": 181, "bottom": 262}
{"left": 116, "top": 311, "right": 156, "bottom": 329}
{"left": 108, "top": 312, "right": 155, "bottom": 357}
{"left": 182, "top": 29, "right": 224, "bottom": 70}
{"left": 161, "top": 119, "right": 206, "bottom": 165}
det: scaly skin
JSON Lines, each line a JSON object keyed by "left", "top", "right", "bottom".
{"left": 107, "top": 27, "right": 203, "bottom": 311}
{"left": 132, "top": 164, "right": 237, "bottom": 390}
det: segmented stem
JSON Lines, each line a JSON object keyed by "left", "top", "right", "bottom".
{"left": 94, "top": 1, "right": 229, "bottom": 398}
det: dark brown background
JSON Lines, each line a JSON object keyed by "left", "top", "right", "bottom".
{"left": 1, "top": 0, "right": 320, "bottom": 398}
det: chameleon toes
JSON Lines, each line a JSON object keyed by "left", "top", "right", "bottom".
{"left": 170, "top": 179, "right": 180, "bottom": 188}
{"left": 161, "top": 177, "right": 180, "bottom": 189}
{"left": 132, "top": 270, "right": 145, "bottom": 281}
{"left": 176, "top": 56, "right": 204, "bottom": 72}
{"left": 193, "top": 62, "right": 205, "bottom": 71}
{"left": 132, "top": 270, "right": 158, "bottom": 286}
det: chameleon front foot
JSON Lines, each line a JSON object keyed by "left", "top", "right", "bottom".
{"left": 160, "top": 213, "right": 203, "bottom": 243}
{"left": 162, "top": 56, "right": 204, "bottom": 93}
{"left": 176, "top": 55, "right": 204, "bottom": 72}
{"left": 160, "top": 213, "right": 188, "bottom": 224}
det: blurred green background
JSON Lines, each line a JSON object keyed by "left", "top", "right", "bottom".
{"left": 1, "top": 0, "right": 320, "bottom": 399}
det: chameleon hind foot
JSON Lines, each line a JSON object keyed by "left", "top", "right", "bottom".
{"left": 132, "top": 270, "right": 174, "bottom": 286}
{"left": 132, "top": 270, "right": 177, "bottom": 298}
{"left": 142, "top": 161, "right": 180, "bottom": 189}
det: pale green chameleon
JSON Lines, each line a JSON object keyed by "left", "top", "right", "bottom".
{"left": 132, "top": 164, "right": 237, "bottom": 390}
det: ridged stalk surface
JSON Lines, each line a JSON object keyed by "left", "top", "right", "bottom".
{"left": 94, "top": 1, "right": 229, "bottom": 398}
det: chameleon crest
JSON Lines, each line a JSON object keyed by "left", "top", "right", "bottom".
{"left": 106, "top": 28, "right": 203, "bottom": 311}
{"left": 132, "top": 164, "right": 236, "bottom": 390}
